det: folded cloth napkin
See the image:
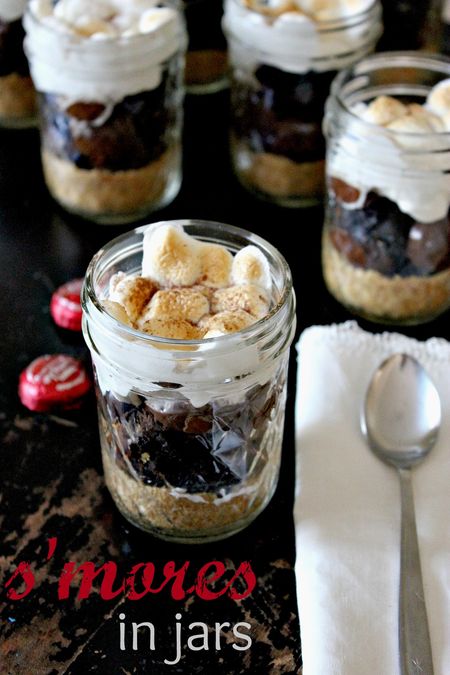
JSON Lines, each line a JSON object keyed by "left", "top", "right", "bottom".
{"left": 295, "top": 322, "right": 450, "bottom": 675}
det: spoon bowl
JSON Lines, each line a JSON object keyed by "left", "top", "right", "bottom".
{"left": 362, "top": 352, "right": 441, "bottom": 675}
{"left": 362, "top": 353, "right": 441, "bottom": 469}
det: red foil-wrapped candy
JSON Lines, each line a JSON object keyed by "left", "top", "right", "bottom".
{"left": 50, "top": 278, "right": 84, "bottom": 331}
{"left": 19, "top": 355, "right": 90, "bottom": 412}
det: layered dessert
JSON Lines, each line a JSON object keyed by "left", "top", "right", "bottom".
{"left": 324, "top": 81, "right": 450, "bottom": 324}
{"left": 83, "top": 222, "right": 295, "bottom": 542}
{"left": 223, "top": 0, "right": 382, "bottom": 205}
{"left": 0, "top": 0, "right": 36, "bottom": 126}
{"left": 24, "top": 0, "right": 187, "bottom": 223}
{"left": 184, "top": 0, "right": 228, "bottom": 93}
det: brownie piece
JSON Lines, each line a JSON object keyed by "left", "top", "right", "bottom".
{"left": 40, "top": 76, "right": 172, "bottom": 172}
{"left": 232, "top": 65, "right": 336, "bottom": 164}
{"left": 103, "top": 376, "right": 281, "bottom": 494}
{"left": 329, "top": 185, "right": 450, "bottom": 277}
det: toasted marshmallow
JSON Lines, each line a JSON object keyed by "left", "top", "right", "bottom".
{"left": 109, "top": 273, "right": 157, "bottom": 323}
{"left": 138, "top": 288, "right": 209, "bottom": 326}
{"left": 190, "top": 284, "right": 215, "bottom": 301}
{"left": 198, "top": 243, "right": 233, "bottom": 288}
{"left": 199, "top": 310, "right": 254, "bottom": 335}
{"left": 74, "top": 17, "right": 118, "bottom": 37}
{"left": 388, "top": 104, "right": 444, "bottom": 134}
{"left": 141, "top": 224, "right": 201, "bottom": 287}
{"left": 231, "top": 245, "right": 272, "bottom": 292}
{"left": 33, "top": 0, "right": 53, "bottom": 18}
{"left": 140, "top": 318, "right": 201, "bottom": 340}
{"left": 362, "top": 95, "right": 408, "bottom": 126}
{"left": 247, "top": 0, "right": 294, "bottom": 16}
{"left": 211, "top": 284, "right": 270, "bottom": 318}
{"left": 426, "top": 79, "right": 450, "bottom": 117}
{"left": 102, "top": 299, "right": 133, "bottom": 326}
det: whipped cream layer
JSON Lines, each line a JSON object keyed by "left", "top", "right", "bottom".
{"left": 84, "top": 222, "right": 293, "bottom": 408}
{"left": 328, "top": 85, "right": 450, "bottom": 223}
{"left": 24, "top": 0, "right": 186, "bottom": 102}
{"left": 0, "top": 0, "right": 27, "bottom": 22}
{"left": 223, "top": 0, "right": 382, "bottom": 74}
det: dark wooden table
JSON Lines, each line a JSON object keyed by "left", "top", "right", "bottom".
{"left": 0, "top": 87, "right": 448, "bottom": 675}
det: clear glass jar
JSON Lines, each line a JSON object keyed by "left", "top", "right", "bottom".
{"left": 24, "top": 2, "right": 187, "bottom": 225}
{"left": 323, "top": 52, "right": 450, "bottom": 325}
{"left": 184, "top": 0, "right": 228, "bottom": 94}
{"left": 0, "top": 0, "right": 36, "bottom": 128}
{"left": 223, "top": 0, "right": 382, "bottom": 207}
{"left": 82, "top": 220, "right": 296, "bottom": 543}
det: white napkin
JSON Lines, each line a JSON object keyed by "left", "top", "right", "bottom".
{"left": 295, "top": 322, "right": 450, "bottom": 675}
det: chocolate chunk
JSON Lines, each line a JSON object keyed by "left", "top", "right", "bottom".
{"left": 66, "top": 102, "right": 106, "bottom": 121}
{"left": 40, "top": 80, "right": 169, "bottom": 172}
{"left": 232, "top": 65, "right": 336, "bottom": 164}
{"left": 406, "top": 218, "right": 450, "bottom": 275}
{"left": 329, "top": 228, "right": 367, "bottom": 267}
{"left": 330, "top": 177, "right": 361, "bottom": 204}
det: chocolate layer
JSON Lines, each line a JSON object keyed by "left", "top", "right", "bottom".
{"left": 101, "top": 377, "right": 280, "bottom": 495}
{"left": 41, "top": 76, "right": 171, "bottom": 172}
{"left": 232, "top": 65, "right": 336, "bottom": 164}
{"left": 329, "top": 180, "right": 450, "bottom": 278}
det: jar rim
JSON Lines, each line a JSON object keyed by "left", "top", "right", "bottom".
{"left": 82, "top": 220, "right": 294, "bottom": 350}
{"left": 226, "top": 0, "right": 381, "bottom": 31}
{"left": 331, "top": 50, "right": 450, "bottom": 138}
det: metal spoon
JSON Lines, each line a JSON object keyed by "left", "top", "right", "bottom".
{"left": 361, "top": 353, "right": 441, "bottom": 675}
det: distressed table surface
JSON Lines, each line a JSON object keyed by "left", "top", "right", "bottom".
{"left": 0, "top": 91, "right": 447, "bottom": 675}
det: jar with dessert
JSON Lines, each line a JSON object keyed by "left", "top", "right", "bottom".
{"left": 223, "top": 0, "right": 382, "bottom": 207}
{"left": 323, "top": 52, "right": 450, "bottom": 325}
{"left": 0, "top": 0, "right": 36, "bottom": 127}
{"left": 24, "top": 0, "right": 187, "bottom": 225}
{"left": 184, "top": 0, "right": 228, "bottom": 94}
{"left": 82, "top": 220, "right": 296, "bottom": 543}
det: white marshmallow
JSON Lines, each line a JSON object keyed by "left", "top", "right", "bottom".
{"left": 295, "top": 0, "right": 371, "bottom": 20}
{"left": 32, "top": 0, "right": 53, "bottom": 19}
{"left": 388, "top": 105, "right": 444, "bottom": 136}
{"left": 53, "top": 0, "right": 116, "bottom": 24}
{"left": 361, "top": 95, "right": 408, "bottom": 127}
{"left": 139, "top": 7, "right": 176, "bottom": 33}
{"left": 231, "top": 245, "right": 272, "bottom": 292}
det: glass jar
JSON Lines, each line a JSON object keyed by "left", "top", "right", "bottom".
{"left": 82, "top": 220, "right": 296, "bottom": 543}
{"left": 24, "top": 1, "right": 187, "bottom": 225}
{"left": 0, "top": 0, "right": 36, "bottom": 128}
{"left": 223, "top": 0, "right": 382, "bottom": 207}
{"left": 184, "top": 0, "right": 228, "bottom": 94}
{"left": 323, "top": 52, "right": 450, "bottom": 325}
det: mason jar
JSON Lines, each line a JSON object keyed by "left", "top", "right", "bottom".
{"left": 0, "top": 0, "right": 36, "bottom": 127}
{"left": 223, "top": 0, "right": 382, "bottom": 207}
{"left": 323, "top": 52, "right": 450, "bottom": 325}
{"left": 24, "top": 0, "right": 187, "bottom": 225}
{"left": 184, "top": 0, "right": 228, "bottom": 94}
{"left": 82, "top": 220, "right": 296, "bottom": 543}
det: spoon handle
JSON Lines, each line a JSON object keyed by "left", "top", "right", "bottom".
{"left": 398, "top": 468, "right": 434, "bottom": 675}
